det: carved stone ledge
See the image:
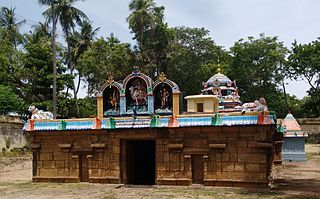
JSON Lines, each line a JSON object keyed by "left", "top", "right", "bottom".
{"left": 91, "top": 143, "right": 106, "bottom": 148}
{"left": 248, "top": 141, "right": 273, "bottom": 148}
{"left": 168, "top": 144, "right": 183, "bottom": 150}
{"left": 209, "top": 144, "right": 226, "bottom": 149}
{"left": 58, "top": 144, "right": 72, "bottom": 149}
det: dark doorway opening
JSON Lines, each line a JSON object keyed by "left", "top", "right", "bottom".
{"left": 124, "top": 140, "right": 155, "bottom": 185}
{"left": 192, "top": 154, "right": 204, "bottom": 184}
{"left": 79, "top": 154, "right": 89, "bottom": 182}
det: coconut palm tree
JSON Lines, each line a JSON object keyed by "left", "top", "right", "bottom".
{"left": 127, "top": 0, "right": 156, "bottom": 65}
{"left": 39, "top": 0, "right": 88, "bottom": 71}
{"left": 72, "top": 20, "right": 99, "bottom": 60}
{"left": 39, "top": 0, "right": 88, "bottom": 117}
{"left": 25, "top": 22, "right": 51, "bottom": 44}
{"left": 0, "top": 6, "right": 26, "bottom": 48}
{"left": 71, "top": 20, "right": 99, "bottom": 97}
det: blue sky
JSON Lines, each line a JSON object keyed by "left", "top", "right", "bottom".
{"left": 1, "top": 0, "right": 317, "bottom": 99}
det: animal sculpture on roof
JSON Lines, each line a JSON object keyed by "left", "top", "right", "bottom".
{"left": 28, "top": 105, "right": 54, "bottom": 120}
{"left": 241, "top": 97, "right": 268, "bottom": 114}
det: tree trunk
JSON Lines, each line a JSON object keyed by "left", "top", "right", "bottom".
{"left": 282, "top": 81, "right": 290, "bottom": 112}
{"left": 66, "top": 30, "right": 80, "bottom": 118}
{"left": 76, "top": 71, "right": 81, "bottom": 96}
{"left": 52, "top": 4, "right": 58, "bottom": 119}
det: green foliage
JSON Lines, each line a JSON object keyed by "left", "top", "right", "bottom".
{"left": 0, "top": 7, "right": 25, "bottom": 48}
{"left": 0, "top": 2, "right": 319, "bottom": 118}
{"left": 228, "top": 34, "right": 288, "bottom": 102}
{"left": 287, "top": 40, "right": 320, "bottom": 117}
{"left": 127, "top": 0, "right": 156, "bottom": 46}
{"left": 0, "top": 32, "right": 24, "bottom": 91}
{"left": 0, "top": 85, "right": 21, "bottom": 114}
{"left": 57, "top": 97, "right": 96, "bottom": 118}
{"left": 127, "top": 0, "right": 174, "bottom": 74}
{"left": 22, "top": 25, "right": 70, "bottom": 108}
{"left": 166, "top": 26, "right": 228, "bottom": 96}
{"left": 300, "top": 92, "right": 320, "bottom": 118}
{"left": 78, "top": 36, "right": 134, "bottom": 95}
{"left": 287, "top": 40, "right": 320, "bottom": 91}
{"left": 227, "top": 34, "right": 293, "bottom": 116}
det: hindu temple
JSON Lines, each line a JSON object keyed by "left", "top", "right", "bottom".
{"left": 281, "top": 113, "right": 308, "bottom": 161}
{"left": 24, "top": 66, "right": 281, "bottom": 187}
{"left": 200, "top": 69, "right": 242, "bottom": 112}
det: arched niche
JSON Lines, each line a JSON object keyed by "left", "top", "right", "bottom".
{"left": 100, "top": 77, "right": 124, "bottom": 116}
{"left": 122, "top": 66, "right": 154, "bottom": 114}
{"left": 153, "top": 73, "right": 180, "bottom": 114}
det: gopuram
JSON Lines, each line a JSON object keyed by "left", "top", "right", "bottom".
{"left": 24, "top": 66, "right": 282, "bottom": 188}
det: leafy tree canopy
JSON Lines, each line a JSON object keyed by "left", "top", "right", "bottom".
{"left": 0, "top": 85, "right": 21, "bottom": 114}
{"left": 78, "top": 35, "right": 134, "bottom": 95}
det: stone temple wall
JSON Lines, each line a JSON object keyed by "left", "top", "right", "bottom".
{"left": 29, "top": 125, "right": 275, "bottom": 188}
{"left": 0, "top": 116, "right": 26, "bottom": 150}
{"left": 297, "top": 118, "right": 320, "bottom": 135}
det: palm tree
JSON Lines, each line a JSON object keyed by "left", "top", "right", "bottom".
{"left": 127, "top": 0, "right": 156, "bottom": 66}
{"left": 72, "top": 20, "right": 99, "bottom": 60}
{"left": 71, "top": 20, "right": 99, "bottom": 97}
{"left": 39, "top": 0, "right": 88, "bottom": 117}
{"left": 0, "top": 6, "right": 26, "bottom": 48}
{"left": 25, "top": 22, "right": 51, "bottom": 44}
{"left": 40, "top": 0, "right": 88, "bottom": 73}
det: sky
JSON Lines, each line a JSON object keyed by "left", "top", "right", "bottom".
{"left": 1, "top": 0, "right": 317, "bottom": 99}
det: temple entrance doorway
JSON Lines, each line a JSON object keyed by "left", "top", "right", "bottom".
{"left": 192, "top": 154, "right": 204, "bottom": 184}
{"left": 122, "top": 140, "right": 155, "bottom": 185}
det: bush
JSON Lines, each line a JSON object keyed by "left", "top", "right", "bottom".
{"left": 0, "top": 85, "right": 21, "bottom": 114}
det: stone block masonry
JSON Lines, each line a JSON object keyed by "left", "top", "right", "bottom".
{"left": 28, "top": 125, "right": 276, "bottom": 188}
{"left": 0, "top": 116, "right": 26, "bottom": 150}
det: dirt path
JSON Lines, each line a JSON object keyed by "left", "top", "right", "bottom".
{"left": 0, "top": 145, "right": 319, "bottom": 199}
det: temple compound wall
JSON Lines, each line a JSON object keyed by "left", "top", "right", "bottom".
{"left": 0, "top": 116, "right": 26, "bottom": 150}
{"left": 30, "top": 125, "right": 275, "bottom": 188}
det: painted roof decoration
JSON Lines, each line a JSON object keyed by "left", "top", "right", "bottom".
{"left": 282, "top": 113, "right": 307, "bottom": 137}
{"left": 206, "top": 72, "right": 232, "bottom": 87}
{"left": 24, "top": 65, "right": 276, "bottom": 133}
{"left": 153, "top": 72, "right": 180, "bottom": 94}
{"left": 201, "top": 69, "right": 241, "bottom": 112}
{"left": 24, "top": 113, "right": 275, "bottom": 131}
{"left": 99, "top": 75, "right": 125, "bottom": 96}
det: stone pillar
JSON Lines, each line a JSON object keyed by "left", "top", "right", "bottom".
{"left": 147, "top": 95, "right": 154, "bottom": 114}
{"left": 172, "top": 92, "right": 181, "bottom": 116}
{"left": 120, "top": 95, "right": 126, "bottom": 115}
{"left": 96, "top": 93, "right": 103, "bottom": 119}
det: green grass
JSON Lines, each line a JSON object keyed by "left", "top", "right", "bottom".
{"left": 0, "top": 150, "right": 31, "bottom": 158}
{"left": 104, "top": 192, "right": 115, "bottom": 199}
{"left": 307, "top": 153, "right": 320, "bottom": 160}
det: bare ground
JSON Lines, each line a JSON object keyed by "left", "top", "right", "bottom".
{"left": 0, "top": 145, "right": 319, "bottom": 199}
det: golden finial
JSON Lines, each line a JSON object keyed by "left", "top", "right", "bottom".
{"left": 159, "top": 72, "right": 167, "bottom": 82}
{"left": 217, "top": 57, "right": 221, "bottom": 74}
{"left": 217, "top": 66, "right": 221, "bottom": 74}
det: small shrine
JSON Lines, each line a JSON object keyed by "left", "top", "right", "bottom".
{"left": 185, "top": 69, "right": 242, "bottom": 113}
{"left": 282, "top": 113, "right": 308, "bottom": 161}
{"left": 96, "top": 66, "right": 180, "bottom": 117}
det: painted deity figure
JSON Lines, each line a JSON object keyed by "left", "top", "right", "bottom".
{"left": 109, "top": 90, "right": 119, "bottom": 110}
{"left": 231, "top": 91, "right": 240, "bottom": 102}
{"left": 129, "top": 79, "right": 147, "bottom": 106}
{"left": 212, "top": 87, "right": 221, "bottom": 98}
{"left": 28, "top": 105, "right": 53, "bottom": 119}
{"left": 160, "top": 88, "right": 170, "bottom": 109}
